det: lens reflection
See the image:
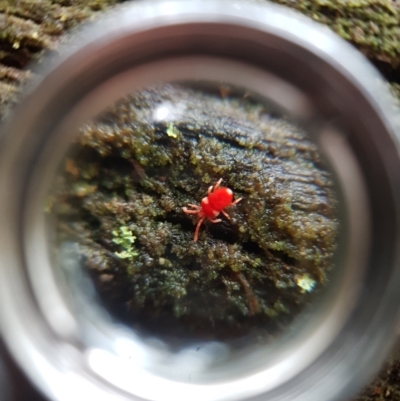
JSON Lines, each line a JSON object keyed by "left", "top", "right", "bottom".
{"left": 47, "top": 82, "right": 339, "bottom": 344}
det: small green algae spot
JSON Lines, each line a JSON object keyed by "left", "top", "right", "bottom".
{"left": 112, "top": 226, "right": 138, "bottom": 260}
{"left": 166, "top": 123, "right": 179, "bottom": 138}
{"left": 296, "top": 274, "right": 317, "bottom": 293}
{"left": 71, "top": 182, "right": 97, "bottom": 197}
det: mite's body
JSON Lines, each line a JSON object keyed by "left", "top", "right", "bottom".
{"left": 182, "top": 178, "right": 242, "bottom": 242}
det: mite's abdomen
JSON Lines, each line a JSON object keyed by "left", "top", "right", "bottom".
{"left": 208, "top": 188, "right": 233, "bottom": 210}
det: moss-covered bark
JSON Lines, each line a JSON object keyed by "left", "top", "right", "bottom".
{"left": 0, "top": 0, "right": 116, "bottom": 118}
{"left": 354, "top": 347, "right": 400, "bottom": 401}
{"left": 50, "top": 84, "right": 338, "bottom": 339}
{"left": 271, "top": 0, "right": 400, "bottom": 67}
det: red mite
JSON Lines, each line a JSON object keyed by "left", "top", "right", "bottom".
{"left": 182, "top": 178, "right": 242, "bottom": 242}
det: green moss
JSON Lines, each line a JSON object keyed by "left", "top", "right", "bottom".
{"left": 270, "top": 0, "right": 400, "bottom": 66}
{"left": 0, "top": 0, "right": 118, "bottom": 120}
{"left": 354, "top": 351, "right": 400, "bottom": 400}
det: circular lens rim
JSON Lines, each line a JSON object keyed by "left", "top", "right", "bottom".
{"left": 0, "top": 1, "right": 399, "bottom": 401}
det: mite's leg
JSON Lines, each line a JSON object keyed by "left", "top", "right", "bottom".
{"left": 213, "top": 178, "right": 223, "bottom": 192}
{"left": 182, "top": 204, "right": 201, "bottom": 214}
{"left": 221, "top": 210, "right": 230, "bottom": 220}
{"left": 194, "top": 216, "right": 206, "bottom": 242}
{"left": 231, "top": 197, "right": 242, "bottom": 206}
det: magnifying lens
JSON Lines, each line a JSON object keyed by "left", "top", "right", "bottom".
{"left": 1, "top": 1, "right": 400, "bottom": 401}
